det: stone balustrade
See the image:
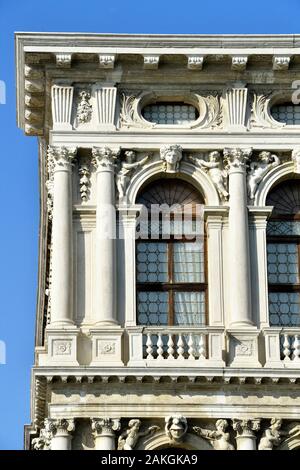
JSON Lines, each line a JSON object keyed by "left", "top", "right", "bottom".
{"left": 264, "top": 328, "right": 300, "bottom": 367}
{"left": 128, "top": 327, "right": 225, "bottom": 367}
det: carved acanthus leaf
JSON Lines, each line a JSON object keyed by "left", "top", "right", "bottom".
{"left": 250, "top": 92, "right": 285, "bottom": 129}
{"left": 202, "top": 94, "right": 223, "bottom": 129}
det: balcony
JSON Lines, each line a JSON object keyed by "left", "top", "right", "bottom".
{"left": 264, "top": 328, "right": 300, "bottom": 368}
{"left": 128, "top": 326, "right": 225, "bottom": 367}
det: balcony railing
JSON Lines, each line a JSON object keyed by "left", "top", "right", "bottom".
{"left": 128, "top": 326, "right": 225, "bottom": 367}
{"left": 264, "top": 328, "right": 300, "bottom": 368}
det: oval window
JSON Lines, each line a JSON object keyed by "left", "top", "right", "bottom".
{"left": 271, "top": 102, "right": 300, "bottom": 125}
{"left": 142, "top": 102, "right": 199, "bottom": 125}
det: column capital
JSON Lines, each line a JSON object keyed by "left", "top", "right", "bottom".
{"left": 224, "top": 147, "right": 252, "bottom": 172}
{"left": 232, "top": 418, "right": 261, "bottom": 436}
{"left": 92, "top": 146, "right": 120, "bottom": 171}
{"left": 45, "top": 418, "right": 75, "bottom": 436}
{"left": 91, "top": 418, "right": 121, "bottom": 436}
{"left": 48, "top": 145, "right": 77, "bottom": 171}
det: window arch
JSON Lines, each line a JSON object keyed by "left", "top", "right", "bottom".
{"left": 135, "top": 178, "right": 207, "bottom": 327}
{"left": 266, "top": 180, "right": 300, "bottom": 326}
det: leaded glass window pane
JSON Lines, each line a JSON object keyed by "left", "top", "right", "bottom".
{"left": 137, "top": 292, "right": 168, "bottom": 325}
{"left": 173, "top": 241, "right": 205, "bottom": 282}
{"left": 267, "top": 221, "right": 300, "bottom": 236}
{"left": 267, "top": 243, "right": 299, "bottom": 284}
{"left": 271, "top": 104, "right": 300, "bottom": 125}
{"left": 174, "top": 292, "right": 206, "bottom": 326}
{"left": 142, "top": 103, "right": 198, "bottom": 125}
{"left": 136, "top": 243, "right": 168, "bottom": 282}
{"left": 269, "top": 292, "right": 300, "bottom": 326}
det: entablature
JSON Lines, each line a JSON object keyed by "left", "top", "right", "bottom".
{"left": 16, "top": 33, "right": 300, "bottom": 136}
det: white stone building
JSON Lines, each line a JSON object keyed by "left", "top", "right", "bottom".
{"left": 15, "top": 32, "right": 300, "bottom": 451}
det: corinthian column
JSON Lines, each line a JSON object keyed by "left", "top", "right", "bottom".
{"left": 49, "top": 146, "right": 77, "bottom": 326}
{"left": 91, "top": 418, "right": 120, "bottom": 450}
{"left": 47, "top": 418, "right": 75, "bottom": 450}
{"left": 92, "top": 147, "right": 119, "bottom": 325}
{"left": 232, "top": 419, "right": 260, "bottom": 450}
{"left": 224, "top": 148, "right": 253, "bottom": 327}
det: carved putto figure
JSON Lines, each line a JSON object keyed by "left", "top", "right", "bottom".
{"left": 116, "top": 151, "right": 149, "bottom": 200}
{"left": 160, "top": 144, "right": 182, "bottom": 173}
{"left": 193, "top": 419, "right": 234, "bottom": 450}
{"left": 247, "top": 151, "right": 281, "bottom": 200}
{"left": 258, "top": 418, "right": 287, "bottom": 450}
{"left": 77, "top": 90, "right": 92, "bottom": 123}
{"left": 117, "top": 419, "right": 159, "bottom": 450}
{"left": 165, "top": 415, "right": 188, "bottom": 442}
{"left": 189, "top": 151, "right": 229, "bottom": 200}
{"left": 32, "top": 420, "right": 54, "bottom": 450}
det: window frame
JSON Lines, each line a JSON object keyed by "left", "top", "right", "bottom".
{"left": 267, "top": 213, "right": 300, "bottom": 326}
{"left": 136, "top": 215, "right": 208, "bottom": 327}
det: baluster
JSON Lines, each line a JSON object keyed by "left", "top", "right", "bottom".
{"left": 292, "top": 335, "right": 300, "bottom": 361}
{"left": 198, "top": 334, "right": 206, "bottom": 360}
{"left": 177, "top": 334, "right": 184, "bottom": 360}
{"left": 167, "top": 334, "right": 175, "bottom": 360}
{"left": 283, "top": 334, "right": 291, "bottom": 361}
{"left": 146, "top": 333, "right": 154, "bottom": 360}
{"left": 157, "top": 333, "right": 164, "bottom": 360}
{"left": 188, "top": 334, "right": 196, "bottom": 360}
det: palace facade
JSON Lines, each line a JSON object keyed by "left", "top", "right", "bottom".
{"left": 15, "top": 32, "right": 300, "bottom": 450}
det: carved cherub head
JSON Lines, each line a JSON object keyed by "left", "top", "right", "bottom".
{"left": 128, "top": 419, "right": 141, "bottom": 431}
{"left": 258, "top": 151, "right": 272, "bottom": 163}
{"left": 209, "top": 150, "right": 221, "bottom": 163}
{"left": 215, "top": 419, "right": 229, "bottom": 433}
{"left": 165, "top": 415, "right": 188, "bottom": 442}
{"left": 124, "top": 150, "right": 136, "bottom": 164}
{"left": 160, "top": 144, "right": 183, "bottom": 173}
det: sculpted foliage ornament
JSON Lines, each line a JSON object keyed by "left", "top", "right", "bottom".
{"left": 224, "top": 147, "right": 252, "bottom": 170}
{"left": 165, "top": 415, "right": 188, "bottom": 442}
{"left": 232, "top": 418, "right": 260, "bottom": 436}
{"left": 247, "top": 151, "right": 281, "bottom": 200}
{"left": 92, "top": 146, "right": 120, "bottom": 170}
{"left": 91, "top": 418, "right": 121, "bottom": 436}
{"left": 193, "top": 419, "right": 234, "bottom": 450}
{"left": 78, "top": 158, "right": 91, "bottom": 202}
{"left": 189, "top": 151, "right": 228, "bottom": 200}
{"left": 160, "top": 144, "right": 183, "bottom": 173}
{"left": 250, "top": 92, "right": 285, "bottom": 129}
{"left": 77, "top": 91, "right": 92, "bottom": 124}
{"left": 116, "top": 151, "right": 150, "bottom": 201}
{"left": 46, "top": 146, "right": 55, "bottom": 219}
{"left": 202, "top": 93, "right": 223, "bottom": 129}
{"left": 118, "top": 419, "right": 160, "bottom": 450}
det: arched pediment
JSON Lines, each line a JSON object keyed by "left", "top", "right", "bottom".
{"left": 135, "top": 431, "right": 214, "bottom": 451}
{"left": 126, "top": 160, "right": 220, "bottom": 207}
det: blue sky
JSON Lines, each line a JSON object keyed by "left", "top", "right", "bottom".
{"left": 0, "top": 0, "right": 300, "bottom": 450}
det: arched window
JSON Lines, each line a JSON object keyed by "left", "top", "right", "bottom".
{"left": 135, "top": 178, "right": 206, "bottom": 327}
{"left": 266, "top": 180, "right": 300, "bottom": 326}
